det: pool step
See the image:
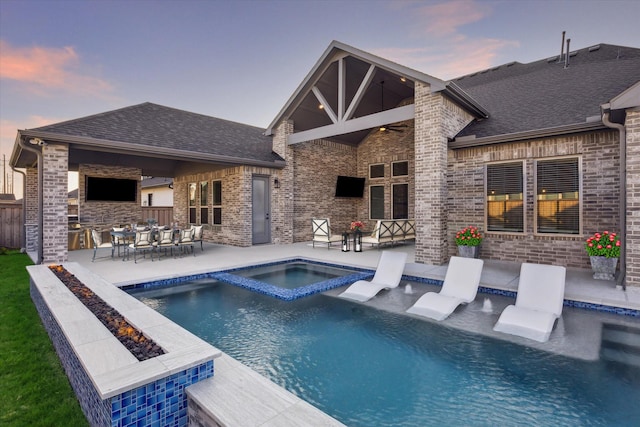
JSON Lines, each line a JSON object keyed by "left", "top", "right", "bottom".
{"left": 600, "top": 324, "right": 640, "bottom": 369}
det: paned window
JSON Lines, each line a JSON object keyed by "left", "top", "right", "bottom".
{"left": 212, "top": 180, "right": 222, "bottom": 225}
{"left": 370, "top": 164, "right": 385, "bottom": 179}
{"left": 370, "top": 185, "right": 385, "bottom": 220}
{"left": 188, "top": 182, "right": 197, "bottom": 224}
{"left": 392, "top": 161, "right": 408, "bottom": 177}
{"left": 486, "top": 162, "right": 524, "bottom": 232}
{"left": 200, "top": 181, "right": 209, "bottom": 224}
{"left": 392, "top": 183, "right": 408, "bottom": 219}
{"left": 535, "top": 157, "right": 580, "bottom": 234}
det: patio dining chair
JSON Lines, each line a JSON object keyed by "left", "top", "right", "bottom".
{"left": 128, "top": 230, "right": 155, "bottom": 263}
{"left": 192, "top": 225, "right": 204, "bottom": 251}
{"left": 177, "top": 227, "right": 196, "bottom": 256}
{"left": 154, "top": 228, "right": 176, "bottom": 259}
{"left": 91, "top": 229, "right": 115, "bottom": 262}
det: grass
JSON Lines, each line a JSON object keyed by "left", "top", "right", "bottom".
{"left": 0, "top": 251, "right": 88, "bottom": 426}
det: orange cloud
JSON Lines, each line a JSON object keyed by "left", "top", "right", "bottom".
{"left": 0, "top": 40, "right": 114, "bottom": 97}
{"left": 417, "top": 0, "right": 489, "bottom": 36}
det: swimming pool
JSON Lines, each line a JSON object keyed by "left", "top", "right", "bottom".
{"left": 130, "top": 280, "right": 640, "bottom": 426}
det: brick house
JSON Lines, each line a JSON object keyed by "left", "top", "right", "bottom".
{"left": 10, "top": 41, "right": 640, "bottom": 287}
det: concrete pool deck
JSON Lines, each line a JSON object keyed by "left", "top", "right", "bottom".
{"left": 68, "top": 241, "right": 640, "bottom": 312}
{"left": 64, "top": 242, "right": 640, "bottom": 426}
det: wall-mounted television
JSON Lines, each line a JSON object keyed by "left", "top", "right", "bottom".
{"left": 85, "top": 177, "right": 138, "bottom": 202}
{"left": 335, "top": 175, "right": 365, "bottom": 198}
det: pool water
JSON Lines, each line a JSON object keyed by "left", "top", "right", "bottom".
{"left": 131, "top": 281, "right": 640, "bottom": 426}
{"left": 233, "top": 262, "right": 351, "bottom": 289}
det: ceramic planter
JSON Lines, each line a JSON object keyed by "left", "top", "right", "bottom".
{"left": 589, "top": 256, "right": 618, "bottom": 280}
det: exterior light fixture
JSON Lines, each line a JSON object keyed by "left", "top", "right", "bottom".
{"left": 29, "top": 138, "right": 47, "bottom": 146}
{"left": 274, "top": 178, "right": 280, "bottom": 189}
{"left": 318, "top": 104, "right": 324, "bottom": 110}
{"left": 379, "top": 126, "right": 387, "bottom": 132}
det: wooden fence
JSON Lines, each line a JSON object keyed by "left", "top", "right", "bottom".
{"left": 141, "top": 207, "right": 173, "bottom": 227}
{"left": 0, "top": 205, "right": 23, "bottom": 249}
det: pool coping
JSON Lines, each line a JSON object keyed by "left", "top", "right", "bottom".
{"left": 124, "top": 257, "right": 640, "bottom": 317}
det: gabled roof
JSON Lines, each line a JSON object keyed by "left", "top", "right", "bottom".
{"left": 266, "top": 40, "right": 487, "bottom": 145}
{"left": 13, "top": 103, "right": 284, "bottom": 170}
{"left": 452, "top": 43, "right": 640, "bottom": 143}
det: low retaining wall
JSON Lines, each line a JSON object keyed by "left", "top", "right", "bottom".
{"left": 28, "top": 262, "right": 221, "bottom": 427}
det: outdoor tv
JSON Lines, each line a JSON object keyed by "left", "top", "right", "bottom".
{"left": 335, "top": 176, "right": 365, "bottom": 198}
{"left": 85, "top": 177, "right": 137, "bottom": 202}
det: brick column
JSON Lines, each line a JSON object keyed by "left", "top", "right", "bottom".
{"left": 25, "top": 167, "right": 39, "bottom": 253}
{"left": 414, "top": 82, "right": 448, "bottom": 265}
{"left": 625, "top": 109, "right": 640, "bottom": 287}
{"left": 272, "top": 120, "right": 294, "bottom": 244}
{"left": 41, "top": 143, "right": 69, "bottom": 263}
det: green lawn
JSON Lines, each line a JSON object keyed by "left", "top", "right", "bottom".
{"left": 0, "top": 251, "right": 88, "bottom": 426}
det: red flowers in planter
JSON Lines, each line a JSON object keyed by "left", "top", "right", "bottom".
{"left": 585, "top": 231, "right": 621, "bottom": 258}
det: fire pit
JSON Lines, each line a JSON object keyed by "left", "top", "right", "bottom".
{"left": 48, "top": 265, "right": 164, "bottom": 361}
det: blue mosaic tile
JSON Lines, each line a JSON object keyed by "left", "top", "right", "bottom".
{"left": 32, "top": 283, "right": 214, "bottom": 427}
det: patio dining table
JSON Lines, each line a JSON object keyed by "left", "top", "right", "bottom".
{"left": 110, "top": 227, "right": 183, "bottom": 261}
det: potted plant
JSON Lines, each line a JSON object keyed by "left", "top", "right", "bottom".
{"left": 455, "top": 226, "right": 483, "bottom": 258}
{"left": 585, "top": 231, "right": 621, "bottom": 280}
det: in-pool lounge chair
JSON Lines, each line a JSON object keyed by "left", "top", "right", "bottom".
{"left": 406, "top": 256, "right": 484, "bottom": 321}
{"left": 493, "top": 263, "right": 566, "bottom": 343}
{"left": 339, "top": 251, "right": 407, "bottom": 302}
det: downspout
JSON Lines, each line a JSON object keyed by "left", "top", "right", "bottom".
{"left": 9, "top": 165, "right": 26, "bottom": 251}
{"left": 17, "top": 137, "right": 44, "bottom": 264}
{"left": 602, "top": 112, "right": 626, "bottom": 291}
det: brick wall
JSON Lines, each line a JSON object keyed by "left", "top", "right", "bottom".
{"left": 414, "top": 84, "right": 459, "bottom": 265}
{"left": 447, "top": 130, "right": 621, "bottom": 269}
{"left": 173, "top": 165, "right": 281, "bottom": 247}
{"left": 78, "top": 164, "right": 142, "bottom": 230}
{"left": 626, "top": 109, "right": 640, "bottom": 287}
{"left": 291, "top": 139, "right": 358, "bottom": 241}
{"left": 41, "top": 143, "right": 69, "bottom": 263}
{"left": 273, "top": 120, "right": 295, "bottom": 244}
{"left": 25, "top": 167, "right": 38, "bottom": 253}
{"left": 356, "top": 120, "right": 415, "bottom": 222}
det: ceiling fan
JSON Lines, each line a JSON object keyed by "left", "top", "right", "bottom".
{"left": 378, "top": 80, "right": 406, "bottom": 133}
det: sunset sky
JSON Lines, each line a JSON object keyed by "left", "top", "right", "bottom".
{"left": 1, "top": 0, "right": 639, "bottom": 197}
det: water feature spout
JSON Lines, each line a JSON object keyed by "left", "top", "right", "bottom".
{"left": 404, "top": 284, "right": 413, "bottom": 294}
{"left": 481, "top": 298, "right": 493, "bottom": 313}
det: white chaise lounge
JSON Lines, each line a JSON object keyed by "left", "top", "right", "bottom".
{"left": 493, "top": 263, "right": 566, "bottom": 343}
{"left": 338, "top": 251, "right": 407, "bottom": 302}
{"left": 406, "top": 256, "right": 484, "bottom": 321}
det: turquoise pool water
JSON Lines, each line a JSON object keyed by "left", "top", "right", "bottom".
{"left": 130, "top": 281, "right": 640, "bottom": 426}
{"left": 233, "top": 262, "right": 352, "bottom": 289}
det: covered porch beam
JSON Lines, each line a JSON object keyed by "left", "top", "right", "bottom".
{"left": 287, "top": 104, "right": 414, "bottom": 145}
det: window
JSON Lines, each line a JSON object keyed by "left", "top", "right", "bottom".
{"left": 370, "top": 185, "right": 385, "bottom": 220}
{"left": 200, "top": 181, "right": 209, "bottom": 224}
{"left": 369, "top": 164, "right": 385, "bottom": 179}
{"left": 392, "top": 161, "right": 408, "bottom": 177}
{"left": 535, "top": 157, "right": 580, "bottom": 234}
{"left": 392, "top": 183, "right": 408, "bottom": 219}
{"left": 188, "top": 182, "right": 197, "bottom": 224}
{"left": 212, "top": 180, "right": 222, "bottom": 225}
{"left": 486, "top": 162, "right": 524, "bottom": 232}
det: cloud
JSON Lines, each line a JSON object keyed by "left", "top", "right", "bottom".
{"left": 0, "top": 40, "right": 114, "bottom": 97}
{"left": 417, "top": 0, "right": 489, "bottom": 36}
{"left": 374, "top": 1, "right": 519, "bottom": 80}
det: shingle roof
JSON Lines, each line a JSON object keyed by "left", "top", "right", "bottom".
{"left": 453, "top": 44, "right": 640, "bottom": 138}
{"left": 31, "top": 102, "right": 282, "bottom": 164}
{"left": 141, "top": 177, "right": 173, "bottom": 189}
